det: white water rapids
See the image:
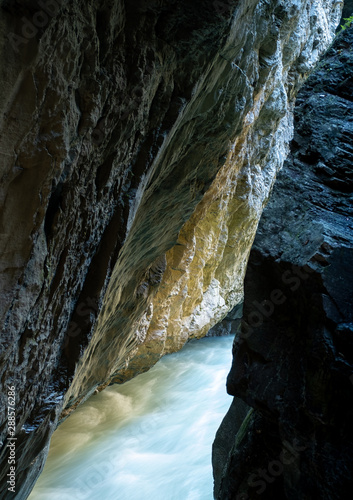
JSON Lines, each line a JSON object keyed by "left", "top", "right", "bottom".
{"left": 29, "top": 335, "right": 234, "bottom": 500}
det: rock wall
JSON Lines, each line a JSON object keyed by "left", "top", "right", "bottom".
{"left": 214, "top": 20, "right": 353, "bottom": 500}
{"left": 108, "top": 0, "right": 342, "bottom": 384}
{"left": 0, "top": 0, "right": 340, "bottom": 498}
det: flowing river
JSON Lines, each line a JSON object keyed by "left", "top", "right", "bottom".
{"left": 29, "top": 335, "right": 234, "bottom": 500}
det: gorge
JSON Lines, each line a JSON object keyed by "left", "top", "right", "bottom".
{"left": 0, "top": 0, "right": 352, "bottom": 499}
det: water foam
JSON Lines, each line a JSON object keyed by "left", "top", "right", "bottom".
{"left": 29, "top": 335, "right": 234, "bottom": 500}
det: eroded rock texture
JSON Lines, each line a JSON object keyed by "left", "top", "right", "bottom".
{"left": 214, "top": 21, "right": 353, "bottom": 500}
{"left": 109, "top": 0, "right": 341, "bottom": 384}
{"left": 0, "top": 0, "right": 340, "bottom": 498}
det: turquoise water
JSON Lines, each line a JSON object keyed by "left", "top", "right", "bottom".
{"left": 29, "top": 335, "right": 234, "bottom": 500}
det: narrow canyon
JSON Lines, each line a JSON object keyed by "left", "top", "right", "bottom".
{"left": 0, "top": 0, "right": 352, "bottom": 499}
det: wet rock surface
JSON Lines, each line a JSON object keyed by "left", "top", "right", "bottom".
{"left": 108, "top": 0, "right": 340, "bottom": 385}
{"left": 0, "top": 0, "right": 340, "bottom": 498}
{"left": 214, "top": 22, "right": 353, "bottom": 500}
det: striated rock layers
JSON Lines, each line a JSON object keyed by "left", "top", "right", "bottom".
{"left": 214, "top": 21, "right": 353, "bottom": 500}
{"left": 0, "top": 0, "right": 340, "bottom": 498}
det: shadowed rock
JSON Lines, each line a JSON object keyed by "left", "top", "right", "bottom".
{"left": 214, "top": 21, "right": 353, "bottom": 500}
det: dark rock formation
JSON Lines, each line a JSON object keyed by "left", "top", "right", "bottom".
{"left": 214, "top": 22, "right": 353, "bottom": 500}
{"left": 341, "top": 0, "right": 353, "bottom": 24}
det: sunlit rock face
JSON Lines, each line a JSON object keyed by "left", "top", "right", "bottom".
{"left": 214, "top": 22, "right": 353, "bottom": 500}
{"left": 0, "top": 0, "right": 340, "bottom": 497}
{"left": 110, "top": 0, "right": 342, "bottom": 384}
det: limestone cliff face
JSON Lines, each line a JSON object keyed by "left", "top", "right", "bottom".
{"left": 109, "top": 0, "right": 342, "bottom": 384}
{"left": 0, "top": 0, "right": 340, "bottom": 498}
{"left": 213, "top": 21, "right": 353, "bottom": 500}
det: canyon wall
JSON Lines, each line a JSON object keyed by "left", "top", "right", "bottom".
{"left": 0, "top": 0, "right": 341, "bottom": 498}
{"left": 214, "top": 20, "right": 353, "bottom": 500}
